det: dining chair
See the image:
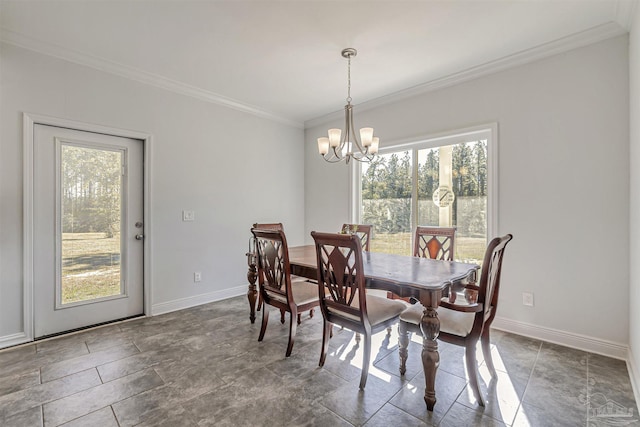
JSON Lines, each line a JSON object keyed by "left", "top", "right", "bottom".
{"left": 253, "top": 222, "right": 315, "bottom": 324}
{"left": 252, "top": 222, "right": 285, "bottom": 231}
{"left": 341, "top": 223, "right": 373, "bottom": 251}
{"left": 340, "top": 224, "right": 376, "bottom": 339}
{"left": 311, "top": 231, "right": 407, "bottom": 389}
{"left": 251, "top": 228, "right": 321, "bottom": 357}
{"left": 397, "top": 233, "right": 513, "bottom": 406}
{"left": 413, "top": 226, "right": 456, "bottom": 260}
{"left": 387, "top": 226, "right": 457, "bottom": 301}
{"left": 253, "top": 223, "right": 285, "bottom": 315}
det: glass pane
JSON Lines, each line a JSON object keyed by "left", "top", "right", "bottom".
{"left": 60, "top": 144, "right": 122, "bottom": 305}
{"left": 361, "top": 151, "right": 413, "bottom": 255}
{"left": 417, "top": 140, "right": 488, "bottom": 264}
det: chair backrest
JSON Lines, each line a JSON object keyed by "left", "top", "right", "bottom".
{"left": 341, "top": 224, "right": 372, "bottom": 251}
{"left": 413, "top": 226, "right": 456, "bottom": 260}
{"left": 311, "top": 231, "right": 369, "bottom": 330}
{"left": 253, "top": 222, "right": 284, "bottom": 231}
{"left": 476, "top": 234, "right": 513, "bottom": 329}
{"left": 251, "top": 228, "right": 293, "bottom": 306}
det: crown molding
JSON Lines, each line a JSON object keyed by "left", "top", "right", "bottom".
{"left": 1, "top": 16, "right": 628, "bottom": 133}
{"left": 305, "top": 21, "right": 628, "bottom": 129}
{"left": 0, "top": 29, "right": 303, "bottom": 129}
{"left": 615, "top": 0, "right": 638, "bottom": 31}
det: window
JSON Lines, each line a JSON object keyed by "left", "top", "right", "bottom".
{"left": 352, "top": 125, "right": 497, "bottom": 264}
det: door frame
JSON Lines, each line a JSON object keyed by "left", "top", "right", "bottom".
{"left": 23, "top": 112, "right": 153, "bottom": 343}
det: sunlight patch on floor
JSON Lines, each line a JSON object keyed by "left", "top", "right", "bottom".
{"left": 328, "top": 327, "right": 398, "bottom": 384}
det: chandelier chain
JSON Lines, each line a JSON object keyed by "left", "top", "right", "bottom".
{"left": 347, "top": 55, "right": 352, "bottom": 104}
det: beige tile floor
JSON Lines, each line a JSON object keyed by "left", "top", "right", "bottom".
{"left": 0, "top": 295, "right": 638, "bottom": 426}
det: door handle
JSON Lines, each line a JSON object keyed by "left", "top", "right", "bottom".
{"left": 135, "top": 234, "right": 145, "bottom": 240}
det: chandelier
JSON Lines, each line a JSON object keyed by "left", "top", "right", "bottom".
{"left": 317, "top": 48, "right": 379, "bottom": 164}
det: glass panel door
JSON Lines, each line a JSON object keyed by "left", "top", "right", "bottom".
{"left": 416, "top": 140, "right": 488, "bottom": 263}
{"left": 34, "top": 123, "right": 144, "bottom": 338}
{"left": 58, "top": 143, "right": 125, "bottom": 307}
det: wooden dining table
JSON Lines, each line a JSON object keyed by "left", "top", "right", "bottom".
{"left": 245, "top": 244, "right": 479, "bottom": 411}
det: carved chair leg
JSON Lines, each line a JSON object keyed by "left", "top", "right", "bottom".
{"left": 297, "top": 313, "right": 302, "bottom": 325}
{"left": 481, "top": 328, "right": 497, "bottom": 378}
{"left": 465, "top": 343, "right": 484, "bottom": 407}
{"left": 309, "top": 308, "right": 314, "bottom": 318}
{"left": 258, "top": 306, "right": 270, "bottom": 342}
{"left": 257, "top": 294, "right": 263, "bottom": 312}
{"left": 286, "top": 309, "right": 298, "bottom": 357}
{"left": 398, "top": 321, "right": 410, "bottom": 376}
{"left": 359, "top": 333, "right": 372, "bottom": 390}
{"left": 247, "top": 264, "right": 258, "bottom": 323}
{"left": 280, "top": 309, "right": 285, "bottom": 324}
{"left": 319, "top": 320, "right": 331, "bottom": 366}
{"left": 355, "top": 332, "right": 361, "bottom": 344}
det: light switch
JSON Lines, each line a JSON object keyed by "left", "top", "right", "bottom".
{"left": 183, "top": 210, "right": 195, "bottom": 221}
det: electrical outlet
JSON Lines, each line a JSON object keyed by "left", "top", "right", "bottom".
{"left": 183, "top": 210, "right": 195, "bottom": 221}
{"left": 522, "top": 292, "right": 534, "bottom": 307}
{"left": 194, "top": 272, "right": 202, "bottom": 282}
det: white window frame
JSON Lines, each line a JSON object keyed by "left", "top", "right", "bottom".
{"left": 349, "top": 123, "right": 499, "bottom": 245}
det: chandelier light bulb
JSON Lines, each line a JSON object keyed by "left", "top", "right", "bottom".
{"left": 317, "top": 137, "right": 330, "bottom": 155}
{"left": 328, "top": 129, "right": 341, "bottom": 148}
{"left": 370, "top": 137, "right": 380, "bottom": 154}
{"left": 360, "top": 128, "right": 374, "bottom": 147}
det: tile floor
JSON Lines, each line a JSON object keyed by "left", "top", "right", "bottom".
{"left": 0, "top": 296, "right": 638, "bottom": 426}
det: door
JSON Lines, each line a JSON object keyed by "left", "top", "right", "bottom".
{"left": 33, "top": 124, "right": 144, "bottom": 338}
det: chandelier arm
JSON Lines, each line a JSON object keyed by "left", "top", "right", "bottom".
{"left": 321, "top": 145, "right": 345, "bottom": 163}
{"left": 350, "top": 151, "right": 374, "bottom": 162}
{"left": 322, "top": 152, "right": 346, "bottom": 163}
{"left": 342, "top": 103, "right": 367, "bottom": 153}
{"left": 322, "top": 151, "right": 373, "bottom": 164}
{"left": 342, "top": 104, "right": 352, "bottom": 153}
{"left": 332, "top": 146, "right": 343, "bottom": 160}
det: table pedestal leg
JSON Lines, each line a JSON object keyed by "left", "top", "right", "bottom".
{"left": 420, "top": 301, "right": 441, "bottom": 411}
{"left": 247, "top": 262, "right": 257, "bottom": 324}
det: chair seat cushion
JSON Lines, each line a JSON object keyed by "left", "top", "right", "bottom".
{"left": 399, "top": 303, "right": 475, "bottom": 337}
{"left": 267, "top": 279, "right": 319, "bottom": 306}
{"left": 329, "top": 294, "right": 407, "bottom": 327}
{"left": 291, "top": 280, "right": 320, "bottom": 305}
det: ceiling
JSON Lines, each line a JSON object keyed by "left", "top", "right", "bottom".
{"left": 0, "top": 1, "right": 634, "bottom": 127}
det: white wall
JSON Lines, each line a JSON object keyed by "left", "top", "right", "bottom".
{"left": 305, "top": 36, "right": 630, "bottom": 349}
{"left": 628, "top": 2, "right": 640, "bottom": 394}
{"left": 0, "top": 44, "right": 305, "bottom": 344}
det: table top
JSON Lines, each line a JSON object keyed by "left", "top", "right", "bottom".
{"left": 288, "top": 245, "right": 479, "bottom": 296}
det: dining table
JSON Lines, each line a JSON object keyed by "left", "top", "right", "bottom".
{"left": 245, "top": 244, "right": 479, "bottom": 411}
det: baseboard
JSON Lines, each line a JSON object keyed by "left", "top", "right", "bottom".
{"left": 627, "top": 348, "right": 640, "bottom": 408}
{"left": 151, "top": 285, "right": 247, "bottom": 316}
{"left": 1, "top": 287, "right": 248, "bottom": 350}
{"left": 0, "top": 332, "right": 30, "bottom": 350}
{"left": 492, "top": 316, "right": 628, "bottom": 360}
